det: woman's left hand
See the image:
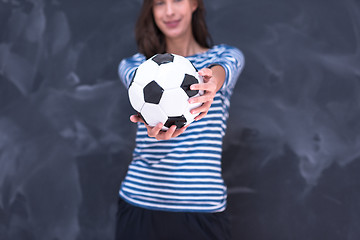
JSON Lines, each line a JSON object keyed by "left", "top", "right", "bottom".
{"left": 188, "top": 67, "right": 223, "bottom": 121}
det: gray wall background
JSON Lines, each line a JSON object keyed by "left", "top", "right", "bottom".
{"left": 1, "top": 0, "right": 360, "bottom": 239}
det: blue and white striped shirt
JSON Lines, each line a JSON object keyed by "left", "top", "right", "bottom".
{"left": 118, "top": 44, "right": 244, "bottom": 212}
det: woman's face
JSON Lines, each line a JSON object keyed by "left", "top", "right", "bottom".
{"left": 152, "top": 0, "right": 198, "bottom": 40}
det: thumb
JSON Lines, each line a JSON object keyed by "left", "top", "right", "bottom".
{"left": 198, "top": 68, "right": 212, "bottom": 81}
{"left": 130, "top": 114, "right": 144, "bottom": 123}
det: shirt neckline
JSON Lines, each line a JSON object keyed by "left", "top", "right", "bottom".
{"left": 186, "top": 45, "right": 218, "bottom": 58}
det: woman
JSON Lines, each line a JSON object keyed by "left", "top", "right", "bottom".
{"left": 117, "top": 0, "right": 244, "bottom": 239}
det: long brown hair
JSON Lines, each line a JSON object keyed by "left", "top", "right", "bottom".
{"left": 135, "top": 0, "right": 213, "bottom": 59}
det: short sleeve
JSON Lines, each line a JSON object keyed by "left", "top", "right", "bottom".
{"left": 208, "top": 45, "right": 245, "bottom": 95}
{"left": 118, "top": 53, "right": 146, "bottom": 89}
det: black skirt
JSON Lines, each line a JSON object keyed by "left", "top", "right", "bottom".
{"left": 115, "top": 198, "right": 231, "bottom": 240}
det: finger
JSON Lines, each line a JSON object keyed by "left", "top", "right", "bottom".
{"left": 191, "top": 82, "right": 217, "bottom": 92}
{"left": 164, "top": 125, "right": 177, "bottom": 140}
{"left": 156, "top": 125, "right": 176, "bottom": 140}
{"left": 130, "top": 114, "right": 143, "bottom": 123}
{"left": 190, "top": 83, "right": 202, "bottom": 91}
{"left": 190, "top": 83, "right": 208, "bottom": 91}
{"left": 198, "top": 68, "right": 212, "bottom": 78}
{"left": 148, "top": 122, "right": 163, "bottom": 137}
{"left": 172, "top": 125, "right": 188, "bottom": 138}
{"left": 189, "top": 94, "right": 214, "bottom": 104}
{"left": 195, "top": 111, "right": 208, "bottom": 121}
{"left": 190, "top": 101, "right": 211, "bottom": 115}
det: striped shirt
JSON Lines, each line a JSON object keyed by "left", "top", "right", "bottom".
{"left": 118, "top": 44, "right": 245, "bottom": 212}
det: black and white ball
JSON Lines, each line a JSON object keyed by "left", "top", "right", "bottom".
{"left": 128, "top": 53, "right": 203, "bottom": 130}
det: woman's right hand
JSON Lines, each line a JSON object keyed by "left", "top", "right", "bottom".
{"left": 130, "top": 114, "right": 188, "bottom": 140}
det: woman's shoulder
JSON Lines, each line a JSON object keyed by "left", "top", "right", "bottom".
{"left": 119, "top": 53, "right": 146, "bottom": 73}
{"left": 203, "top": 44, "right": 244, "bottom": 66}
{"left": 209, "top": 44, "right": 243, "bottom": 56}
{"left": 122, "top": 53, "right": 146, "bottom": 64}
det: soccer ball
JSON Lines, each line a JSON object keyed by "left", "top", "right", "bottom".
{"left": 128, "top": 53, "right": 203, "bottom": 130}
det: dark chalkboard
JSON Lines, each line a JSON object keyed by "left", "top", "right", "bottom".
{"left": 1, "top": 0, "right": 359, "bottom": 239}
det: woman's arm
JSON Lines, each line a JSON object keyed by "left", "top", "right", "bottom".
{"left": 189, "top": 65, "right": 226, "bottom": 121}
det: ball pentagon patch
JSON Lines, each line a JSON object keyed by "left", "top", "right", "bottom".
{"left": 181, "top": 74, "right": 199, "bottom": 97}
{"left": 164, "top": 116, "right": 187, "bottom": 129}
{"left": 143, "top": 80, "right": 164, "bottom": 104}
{"left": 152, "top": 53, "right": 174, "bottom": 66}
